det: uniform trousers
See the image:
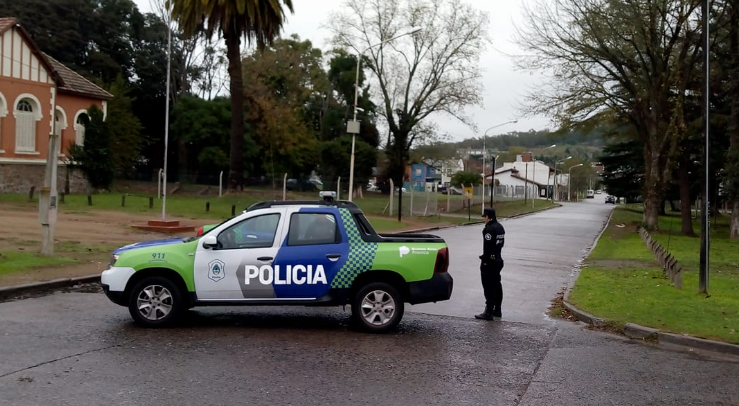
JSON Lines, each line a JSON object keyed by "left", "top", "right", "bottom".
{"left": 480, "top": 260, "right": 504, "bottom": 310}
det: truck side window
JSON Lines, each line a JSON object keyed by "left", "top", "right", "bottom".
{"left": 217, "top": 213, "right": 280, "bottom": 250}
{"left": 287, "top": 213, "right": 339, "bottom": 246}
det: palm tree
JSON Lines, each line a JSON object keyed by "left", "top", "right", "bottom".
{"left": 170, "top": 0, "right": 294, "bottom": 190}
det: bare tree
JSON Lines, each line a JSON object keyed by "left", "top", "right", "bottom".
{"left": 327, "top": 0, "right": 488, "bottom": 216}
{"left": 192, "top": 43, "right": 228, "bottom": 100}
{"left": 513, "top": 0, "right": 702, "bottom": 231}
{"left": 148, "top": 0, "right": 202, "bottom": 101}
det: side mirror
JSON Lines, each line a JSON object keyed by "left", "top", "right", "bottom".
{"left": 201, "top": 235, "right": 217, "bottom": 249}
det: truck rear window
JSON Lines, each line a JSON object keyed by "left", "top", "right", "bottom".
{"left": 353, "top": 213, "right": 376, "bottom": 236}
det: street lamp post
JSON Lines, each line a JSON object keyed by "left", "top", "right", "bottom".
{"left": 482, "top": 120, "right": 517, "bottom": 211}
{"left": 347, "top": 27, "right": 422, "bottom": 202}
{"left": 553, "top": 156, "right": 572, "bottom": 202}
{"left": 524, "top": 162, "right": 528, "bottom": 205}
{"left": 568, "top": 163, "right": 584, "bottom": 201}
{"left": 490, "top": 154, "right": 499, "bottom": 207}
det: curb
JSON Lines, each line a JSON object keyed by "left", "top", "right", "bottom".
{"left": 562, "top": 300, "right": 608, "bottom": 327}
{"left": 0, "top": 274, "right": 100, "bottom": 302}
{"left": 563, "top": 300, "right": 739, "bottom": 356}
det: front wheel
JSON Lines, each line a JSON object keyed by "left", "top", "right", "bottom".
{"left": 351, "top": 282, "right": 404, "bottom": 333}
{"left": 128, "top": 276, "right": 183, "bottom": 328}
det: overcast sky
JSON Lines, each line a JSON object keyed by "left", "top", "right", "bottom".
{"left": 133, "top": 0, "right": 553, "bottom": 142}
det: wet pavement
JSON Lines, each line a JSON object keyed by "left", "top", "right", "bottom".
{"left": 2, "top": 197, "right": 739, "bottom": 405}
{"left": 411, "top": 198, "right": 613, "bottom": 324}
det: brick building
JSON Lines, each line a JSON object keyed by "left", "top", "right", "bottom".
{"left": 0, "top": 17, "right": 112, "bottom": 193}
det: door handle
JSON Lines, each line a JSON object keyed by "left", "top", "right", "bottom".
{"left": 257, "top": 256, "right": 273, "bottom": 262}
{"left": 326, "top": 254, "right": 341, "bottom": 262}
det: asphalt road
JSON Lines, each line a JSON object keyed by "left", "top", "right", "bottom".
{"left": 1, "top": 195, "right": 738, "bottom": 406}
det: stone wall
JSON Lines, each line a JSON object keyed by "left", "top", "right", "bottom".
{"left": 0, "top": 163, "right": 89, "bottom": 194}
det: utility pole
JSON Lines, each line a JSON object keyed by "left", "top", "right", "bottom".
{"left": 699, "top": 0, "right": 710, "bottom": 293}
{"left": 40, "top": 90, "right": 59, "bottom": 256}
{"left": 524, "top": 162, "right": 528, "bottom": 205}
{"left": 162, "top": 4, "right": 173, "bottom": 221}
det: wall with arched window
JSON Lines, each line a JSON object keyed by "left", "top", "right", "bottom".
{"left": 54, "top": 106, "right": 68, "bottom": 157}
{"left": 12, "top": 93, "right": 42, "bottom": 154}
{"left": 73, "top": 109, "right": 89, "bottom": 147}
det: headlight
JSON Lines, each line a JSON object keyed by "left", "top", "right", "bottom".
{"left": 109, "top": 254, "right": 119, "bottom": 267}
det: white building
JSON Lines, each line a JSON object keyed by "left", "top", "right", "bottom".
{"left": 438, "top": 158, "right": 464, "bottom": 186}
{"left": 485, "top": 154, "right": 570, "bottom": 200}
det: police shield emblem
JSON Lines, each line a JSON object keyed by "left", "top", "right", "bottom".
{"left": 208, "top": 259, "right": 226, "bottom": 282}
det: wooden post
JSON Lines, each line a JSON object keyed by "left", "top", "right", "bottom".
{"left": 121, "top": 195, "right": 126, "bottom": 207}
{"left": 206, "top": 202, "right": 210, "bottom": 212}
{"left": 29, "top": 186, "right": 36, "bottom": 201}
{"left": 87, "top": 194, "right": 92, "bottom": 206}
{"left": 149, "top": 197, "right": 154, "bottom": 209}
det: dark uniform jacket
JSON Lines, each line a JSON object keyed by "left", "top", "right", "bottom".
{"left": 481, "top": 220, "right": 505, "bottom": 264}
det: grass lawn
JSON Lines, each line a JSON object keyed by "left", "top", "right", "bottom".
{"left": 0, "top": 250, "right": 77, "bottom": 277}
{"left": 569, "top": 206, "right": 739, "bottom": 344}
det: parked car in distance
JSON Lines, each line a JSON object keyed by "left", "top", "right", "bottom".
{"left": 595, "top": 190, "right": 602, "bottom": 194}
{"left": 286, "top": 178, "right": 319, "bottom": 192}
{"left": 586, "top": 189, "right": 595, "bottom": 198}
{"left": 605, "top": 195, "right": 616, "bottom": 204}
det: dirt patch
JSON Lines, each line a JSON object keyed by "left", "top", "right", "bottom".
{"left": 0, "top": 205, "right": 208, "bottom": 286}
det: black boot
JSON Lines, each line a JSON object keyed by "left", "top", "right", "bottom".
{"left": 475, "top": 307, "right": 494, "bottom": 320}
{"left": 492, "top": 307, "right": 502, "bottom": 318}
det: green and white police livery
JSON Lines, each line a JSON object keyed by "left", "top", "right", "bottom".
{"left": 101, "top": 196, "right": 453, "bottom": 333}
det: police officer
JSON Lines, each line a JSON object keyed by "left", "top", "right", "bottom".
{"left": 476, "top": 207, "right": 505, "bottom": 320}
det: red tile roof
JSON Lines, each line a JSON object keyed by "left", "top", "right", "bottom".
{"left": 0, "top": 17, "right": 16, "bottom": 34}
{"left": 0, "top": 17, "right": 112, "bottom": 100}
{"left": 44, "top": 53, "right": 113, "bottom": 100}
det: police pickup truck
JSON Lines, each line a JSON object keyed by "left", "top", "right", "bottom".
{"left": 101, "top": 193, "right": 453, "bottom": 333}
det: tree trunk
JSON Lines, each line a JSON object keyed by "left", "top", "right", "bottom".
{"left": 225, "top": 31, "right": 245, "bottom": 191}
{"left": 731, "top": 2, "right": 739, "bottom": 238}
{"left": 679, "top": 161, "right": 694, "bottom": 236}
{"left": 642, "top": 147, "right": 662, "bottom": 231}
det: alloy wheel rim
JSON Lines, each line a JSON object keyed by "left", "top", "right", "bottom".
{"left": 136, "top": 285, "right": 173, "bottom": 321}
{"left": 360, "top": 290, "right": 396, "bottom": 326}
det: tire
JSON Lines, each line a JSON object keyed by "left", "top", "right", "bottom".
{"left": 128, "top": 276, "right": 183, "bottom": 328}
{"left": 351, "top": 282, "right": 404, "bottom": 333}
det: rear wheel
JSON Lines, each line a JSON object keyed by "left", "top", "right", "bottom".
{"left": 128, "top": 276, "right": 183, "bottom": 327}
{"left": 351, "top": 282, "right": 404, "bottom": 333}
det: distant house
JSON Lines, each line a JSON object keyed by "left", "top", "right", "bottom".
{"left": 486, "top": 154, "right": 554, "bottom": 199}
{"left": 437, "top": 158, "right": 464, "bottom": 187}
{"left": 0, "top": 17, "right": 113, "bottom": 193}
{"left": 406, "top": 161, "right": 441, "bottom": 191}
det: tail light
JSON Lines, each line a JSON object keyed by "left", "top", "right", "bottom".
{"left": 434, "top": 247, "right": 449, "bottom": 274}
{"left": 196, "top": 226, "right": 204, "bottom": 236}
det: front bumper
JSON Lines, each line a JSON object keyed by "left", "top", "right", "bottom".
{"left": 101, "top": 266, "right": 136, "bottom": 306}
{"left": 102, "top": 283, "right": 127, "bottom": 306}
{"left": 407, "top": 272, "right": 453, "bottom": 304}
